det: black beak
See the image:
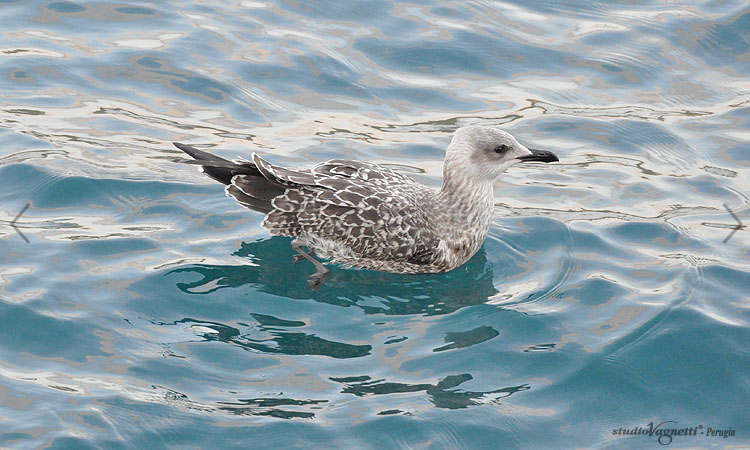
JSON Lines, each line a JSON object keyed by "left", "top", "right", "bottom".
{"left": 516, "top": 148, "right": 559, "bottom": 163}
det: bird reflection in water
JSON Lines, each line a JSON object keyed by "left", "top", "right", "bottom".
{"left": 168, "top": 236, "right": 499, "bottom": 316}
{"left": 161, "top": 237, "right": 525, "bottom": 418}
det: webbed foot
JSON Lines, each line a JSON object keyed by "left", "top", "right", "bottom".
{"left": 307, "top": 270, "right": 331, "bottom": 290}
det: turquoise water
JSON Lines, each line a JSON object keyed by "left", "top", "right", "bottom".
{"left": 1, "top": 0, "right": 749, "bottom": 448}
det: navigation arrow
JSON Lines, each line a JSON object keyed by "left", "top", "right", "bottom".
{"left": 723, "top": 203, "right": 743, "bottom": 244}
{"left": 10, "top": 202, "right": 30, "bottom": 244}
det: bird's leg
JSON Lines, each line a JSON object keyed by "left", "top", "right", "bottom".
{"left": 292, "top": 249, "right": 315, "bottom": 263}
{"left": 291, "top": 239, "right": 330, "bottom": 290}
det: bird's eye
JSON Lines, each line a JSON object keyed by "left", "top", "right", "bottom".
{"left": 493, "top": 144, "right": 510, "bottom": 154}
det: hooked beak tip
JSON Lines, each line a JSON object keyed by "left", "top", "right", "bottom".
{"left": 517, "top": 148, "right": 559, "bottom": 163}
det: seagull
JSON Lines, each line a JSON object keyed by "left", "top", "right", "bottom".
{"left": 175, "top": 126, "right": 558, "bottom": 289}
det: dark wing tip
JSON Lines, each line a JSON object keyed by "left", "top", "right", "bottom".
{"left": 173, "top": 142, "right": 195, "bottom": 154}
{"left": 172, "top": 142, "right": 229, "bottom": 163}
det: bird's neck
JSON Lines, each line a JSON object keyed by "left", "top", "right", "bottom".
{"left": 437, "top": 176, "right": 496, "bottom": 233}
{"left": 434, "top": 168, "right": 496, "bottom": 265}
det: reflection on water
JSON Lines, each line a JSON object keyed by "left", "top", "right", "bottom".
{"left": 432, "top": 325, "right": 499, "bottom": 352}
{"left": 331, "top": 374, "right": 530, "bottom": 410}
{"left": 169, "top": 237, "right": 498, "bottom": 316}
{"left": 216, "top": 397, "right": 327, "bottom": 419}
{"left": 167, "top": 316, "right": 373, "bottom": 359}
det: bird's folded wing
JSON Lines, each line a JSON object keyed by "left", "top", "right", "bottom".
{"left": 252, "top": 153, "right": 316, "bottom": 187}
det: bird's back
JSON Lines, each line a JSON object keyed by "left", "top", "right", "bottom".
{"left": 253, "top": 157, "right": 446, "bottom": 272}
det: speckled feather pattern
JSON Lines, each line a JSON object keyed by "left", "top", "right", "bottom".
{"left": 248, "top": 157, "right": 448, "bottom": 272}
{"left": 177, "top": 126, "right": 548, "bottom": 274}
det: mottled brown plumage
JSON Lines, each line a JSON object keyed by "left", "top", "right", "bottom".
{"left": 175, "top": 126, "right": 558, "bottom": 288}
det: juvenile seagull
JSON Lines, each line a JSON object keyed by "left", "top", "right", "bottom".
{"left": 175, "top": 126, "right": 558, "bottom": 289}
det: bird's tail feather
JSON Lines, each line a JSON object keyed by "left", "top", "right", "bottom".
{"left": 174, "top": 142, "right": 261, "bottom": 185}
{"left": 173, "top": 142, "right": 229, "bottom": 163}
{"left": 173, "top": 142, "right": 283, "bottom": 214}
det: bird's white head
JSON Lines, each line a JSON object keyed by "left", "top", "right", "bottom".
{"left": 444, "top": 126, "right": 558, "bottom": 183}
